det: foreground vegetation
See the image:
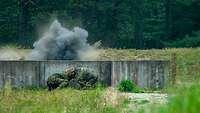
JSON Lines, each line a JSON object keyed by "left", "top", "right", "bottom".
{"left": 1, "top": 83, "right": 200, "bottom": 113}
{"left": 132, "top": 84, "right": 200, "bottom": 113}
{"left": 0, "top": 86, "right": 126, "bottom": 113}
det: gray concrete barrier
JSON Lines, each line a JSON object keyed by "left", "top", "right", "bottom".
{"left": 0, "top": 60, "right": 169, "bottom": 89}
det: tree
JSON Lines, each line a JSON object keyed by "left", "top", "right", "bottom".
{"left": 1, "top": 0, "right": 200, "bottom": 48}
{"left": 19, "top": 0, "right": 28, "bottom": 47}
{"left": 143, "top": 0, "right": 166, "bottom": 48}
{"left": 165, "top": 0, "right": 173, "bottom": 40}
{"left": 133, "top": 0, "right": 145, "bottom": 49}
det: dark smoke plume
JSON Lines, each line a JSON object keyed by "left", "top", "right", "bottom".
{"left": 26, "top": 20, "right": 98, "bottom": 60}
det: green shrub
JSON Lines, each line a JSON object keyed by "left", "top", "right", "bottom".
{"left": 117, "top": 80, "right": 144, "bottom": 93}
{"left": 117, "top": 80, "right": 135, "bottom": 92}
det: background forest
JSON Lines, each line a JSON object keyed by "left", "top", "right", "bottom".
{"left": 0, "top": 0, "right": 200, "bottom": 49}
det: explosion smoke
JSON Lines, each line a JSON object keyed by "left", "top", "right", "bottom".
{"left": 26, "top": 20, "right": 99, "bottom": 60}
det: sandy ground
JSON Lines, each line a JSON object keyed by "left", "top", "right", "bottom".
{"left": 122, "top": 93, "right": 168, "bottom": 104}
{"left": 122, "top": 93, "right": 168, "bottom": 112}
{"left": 102, "top": 87, "right": 168, "bottom": 113}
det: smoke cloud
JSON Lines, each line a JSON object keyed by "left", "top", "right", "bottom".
{"left": 26, "top": 20, "right": 99, "bottom": 60}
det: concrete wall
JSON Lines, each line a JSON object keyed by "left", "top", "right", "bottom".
{"left": 0, "top": 60, "right": 169, "bottom": 89}
{"left": 111, "top": 61, "right": 169, "bottom": 89}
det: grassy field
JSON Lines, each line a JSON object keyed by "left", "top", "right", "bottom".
{"left": 0, "top": 86, "right": 126, "bottom": 113}
{"left": 1, "top": 83, "right": 200, "bottom": 113}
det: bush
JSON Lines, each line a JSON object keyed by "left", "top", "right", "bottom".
{"left": 117, "top": 80, "right": 135, "bottom": 92}
{"left": 117, "top": 80, "right": 143, "bottom": 93}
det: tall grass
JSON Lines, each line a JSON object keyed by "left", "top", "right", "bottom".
{"left": 132, "top": 84, "right": 200, "bottom": 113}
{"left": 0, "top": 87, "right": 125, "bottom": 113}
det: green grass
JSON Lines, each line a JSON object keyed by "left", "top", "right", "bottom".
{"left": 133, "top": 84, "right": 200, "bottom": 113}
{"left": 0, "top": 87, "right": 125, "bottom": 113}
{"left": 99, "top": 48, "right": 200, "bottom": 83}
{"left": 2, "top": 84, "right": 200, "bottom": 113}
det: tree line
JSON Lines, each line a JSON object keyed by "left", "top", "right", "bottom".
{"left": 0, "top": 0, "right": 200, "bottom": 49}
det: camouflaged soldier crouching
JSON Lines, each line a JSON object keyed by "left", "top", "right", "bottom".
{"left": 47, "top": 67, "right": 97, "bottom": 91}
